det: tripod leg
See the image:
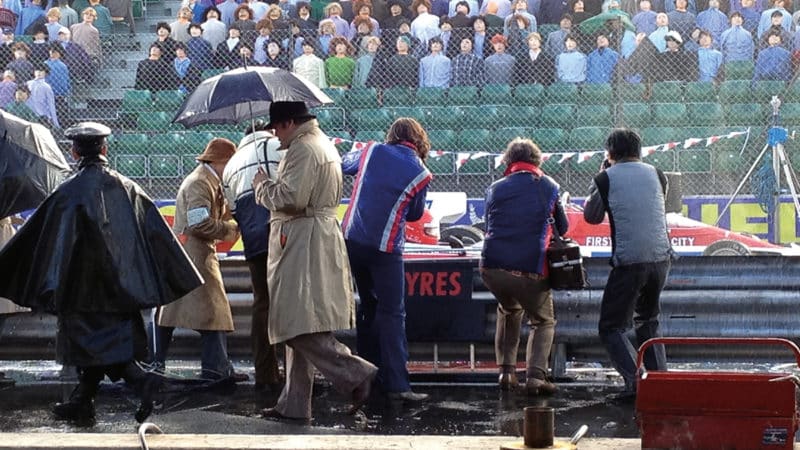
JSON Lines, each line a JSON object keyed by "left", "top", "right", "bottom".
{"left": 715, "top": 143, "right": 772, "bottom": 227}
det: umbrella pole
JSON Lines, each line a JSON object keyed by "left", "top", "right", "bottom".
{"left": 248, "top": 101, "right": 269, "bottom": 179}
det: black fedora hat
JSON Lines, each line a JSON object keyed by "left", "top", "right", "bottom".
{"left": 266, "top": 101, "right": 316, "bottom": 128}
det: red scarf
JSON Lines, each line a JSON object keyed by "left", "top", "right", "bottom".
{"left": 399, "top": 140, "right": 417, "bottom": 152}
{"left": 504, "top": 161, "right": 543, "bottom": 177}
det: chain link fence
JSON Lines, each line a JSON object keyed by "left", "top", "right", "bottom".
{"left": 16, "top": 21, "right": 798, "bottom": 201}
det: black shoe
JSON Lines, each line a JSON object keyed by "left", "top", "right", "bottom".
{"left": 260, "top": 407, "right": 311, "bottom": 424}
{"left": 386, "top": 391, "right": 429, "bottom": 402}
{"left": 53, "top": 399, "right": 95, "bottom": 421}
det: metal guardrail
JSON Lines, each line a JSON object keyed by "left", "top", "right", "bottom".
{"left": 2, "top": 256, "right": 800, "bottom": 376}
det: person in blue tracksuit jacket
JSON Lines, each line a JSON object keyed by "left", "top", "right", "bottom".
{"left": 341, "top": 117, "right": 432, "bottom": 402}
{"left": 481, "top": 138, "right": 568, "bottom": 396}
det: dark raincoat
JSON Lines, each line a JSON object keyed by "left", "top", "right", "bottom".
{"left": 0, "top": 155, "right": 203, "bottom": 366}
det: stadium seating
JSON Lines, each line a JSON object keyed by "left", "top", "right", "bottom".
{"left": 110, "top": 133, "right": 149, "bottom": 155}
{"left": 651, "top": 102, "right": 689, "bottom": 127}
{"left": 415, "top": 86, "right": 447, "bottom": 106}
{"left": 618, "top": 82, "right": 647, "bottom": 102}
{"left": 650, "top": 81, "right": 684, "bottom": 103}
{"left": 544, "top": 83, "right": 578, "bottom": 104}
{"left": 531, "top": 127, "right": 568, "bottom": 151}
{"left": 687, "top": 102, "right": 724, "bottom": 126}
{"left": 718, "top": 80, "right": 752, "bottom": 104}
{"left": 382, "top": 86, "right": 415, "bottom": 106}
{"left": 481, "top": 84, "right": 512, "bottom": 104}
{"left": 149, "top": 155, "right": 181, "bottom": 178}
{"left": 153, "top": 90, "right": 185, "bottom": 112}
{"left": 114, "top": 154, "right": 147, "bottom": 178}
{"left": 723, "top": 60, "right": 754, "bottom": 80}
{"left": 569, "top": 126, "right": 608, "bottom": 152}
{"left": 428, "top": 129, "right": 458, "bottom": 151}
{"left": 580, "top": 83, "right": 613, "bottom": 104}
{"left": 513, "top": 83, "right": 544, "bottom": 106}
{"left": 618, "top": 102, "right": 651, "bottom": 129}
{"left": 427, "top": 152, "right": 456, "bottom": 174}
{"left": 448, "top": 85, "right": 479, "bottom": 105}
{"left": 540, "top": 103, "right": 574, "bottom": 129}
{"left": 684, "top": 82, "right": 717, "bottom": 103}
{"left": 678, "top": 149, "right": 712, "bottom": 172}
{"left": 350, "top": 108, "right": 392, "bottom": 130}
{"left": 575, "top": 104, "right": 612, "bottom": 127}
{"left": 344, "top": 87, "right": 380, "bottom": 109}
{"left": 644, "top": 150, "right": 676, "bottom": 171}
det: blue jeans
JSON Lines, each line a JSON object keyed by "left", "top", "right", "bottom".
{"left": 154, "top": 325, "right": 233, "bottom": 379}
{"left": 346, "top": 240, "right": 411, "bottom": 393}
{"left": 598, "top": 261, "right": 670, "bottom": 391}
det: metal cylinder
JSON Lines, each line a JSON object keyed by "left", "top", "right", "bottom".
{"left": 523, "top": 406, "right": 554, "bottom": 448}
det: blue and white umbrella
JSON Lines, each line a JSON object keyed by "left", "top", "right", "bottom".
{"left": 172, "top": 66, "right": 334, "bottom": 128}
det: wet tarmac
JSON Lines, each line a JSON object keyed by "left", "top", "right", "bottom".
{"left": 0, "top": 361, "right": 639, "bottom": 438}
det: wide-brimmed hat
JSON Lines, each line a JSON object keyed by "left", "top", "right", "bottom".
{"left": 664, "top": 30, "right": 683, "bottom": 44}
{"left": 196, "top": 137, "right": 236, "bottom": 163}
{"left": 265, "top": 101, "right": 316, "bottom": 129}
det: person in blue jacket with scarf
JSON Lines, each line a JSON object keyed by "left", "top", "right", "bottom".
{"left": 481, "top": 138, "right": 568, "bottom": 396}
{"left": 341, "top": 117, "right": 432, "bottom": 403}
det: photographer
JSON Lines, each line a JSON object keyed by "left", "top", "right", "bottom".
{"left": 583, "top": 128, "right": 672, "bottom": 399}
{"left": 480, "top": 138, "right": 568, "bottom": 395}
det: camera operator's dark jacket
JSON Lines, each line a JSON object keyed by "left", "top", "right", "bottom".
{"left": 0, "top": 155, "right": 203, "bottom": 365}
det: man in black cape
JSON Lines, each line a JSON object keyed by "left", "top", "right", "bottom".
{"left": 0, "top": 122, "right": 203, "bottom": 423}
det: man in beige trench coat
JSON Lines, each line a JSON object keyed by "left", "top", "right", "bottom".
{"left": 156, "top": 138, "right": 248, "bottom": 382}
{"left": 253, "top": 101, "right": 378, "bottom": 422}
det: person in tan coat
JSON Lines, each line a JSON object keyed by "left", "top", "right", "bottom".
{"left": 156, "top": 138, "right": 248, "bottom": 383}
{"left": 0, "top": 215, "right": 26, "bottom": 387}
{"left": 253, "top": 101, "right": 377, "bottom": 422}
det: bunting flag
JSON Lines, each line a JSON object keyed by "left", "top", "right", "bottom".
{"left": 331, "top": 128, "right": 751, "bottom": 173}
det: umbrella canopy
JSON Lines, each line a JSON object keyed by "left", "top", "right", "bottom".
{"left": 578, "top": 11, "right": 635, "bottom": 35}
{"left": 172, "top": 66, "right": 334, "bottom": 128}
{"left": 0, "top": 111, "right": 70, "bottom": 219}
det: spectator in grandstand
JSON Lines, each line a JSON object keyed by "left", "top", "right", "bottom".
{"left": 88, "top": 0, "right": 112, "bottom": 36}
{"left": 348, "top": 2, "right": 380, "bottom": 38}
{"left": 396, "top": 18, "right": 427, "bottom": 58}
{"left": 352, "top": 35, "right": 378, "bottom": 86}
{"left": 186, "top": 22, "right": 213, "bottom": 70}
{"left": 450, "top": 0, "right": 475, "bottom": 26}
{"left": 431, "top": 0, "right": 450, "bottom": 17}
{"left": 45, "top": 43, "right": 68, "bottom": 123}
{"left": 276, "top": 0, "right": 295, "bottom": 22}
{"left": 283, "top": 20, "right": 306, "bottom": 58}
{"left": 29, "top": 26, "right": 49, "bottom": 65}
{"left": 247, "top": 0, "right": 268, "bottom": 21}
{"left": 3, "top": 0, "right": 17, "bottom": 18}
{"left": 170, "top": 7, "right": 193, "bottom": 43}
{"left": 758, "top": 0, "right": 790, "bottom": 38}
{"left": 720, "top": 11, "right": 755, "bottom": 60}
{"left": 57, "top": 0, "right": 77, "bottom": 29}
{"left": 730, "top": 0, "right": 765, "bottom": 14}
{"left": 759, "top": 8, "right": 793, "bottom": 47}
{"left": 324, "top": 2, "right": 350, "bottom": 36}
{"left": 152, "top": 22, "right": 178, "bottom": 61}
{"left": 451, "top": 35, "right": 485, "bottom": 84}
{"left": 351, "top": 16, "right": 374, "bottom": 55}
{"left": 233, "top": 4, "right": 257, "bottom": 44}
{"left": 471, "top": 16, "right": 493, "bottom": 58}
{"left": 56, "top": 27, "right": 92, "bottom": 82}
{"left": 541, "top": 0, "right": 570, "bottom": 24}
{"left": 570, "top": 0, "right": 591, "bottom": 24}
{"left": 753, "top": 28, "right": 792, "bottom": 80}
{"left": 26, "top": 64, "right": 57, "bottom": 127}
{"left": 341, "top": 116, "right": 431, "bottom": 405}
{"left": 544, "top": 13, "right": 571, "bottom": 57}
{"left": 215, "top": 24, "right": 244, "bottom": 69}
{"left": 696, "top": 0, "right": 728, "bottom": 42}
{"left": 555, "top": 33, "right": 585, "bottom": 81}
{"left": 485, "top": 33, "right": 515, "bottom": 82}
{"left": 606, "top": 13, "right": 637, "bottom": 55}
{"left": 665, "top": 0, "right": 696, "bottom": 13}
{"left": 183, "top": 0, "right": 206, "bottom": 23}
{"left": 411, "top": 0, "right": 441, "bottom": 47}
{"left": 682, "top": 24, "right": 701, "bottom": 51}
{"left": 0, "top": 28, "right": 14, "bottom": 70}
{"left": 418, "top": 35, "right": 451, "bottom": 86}
{"left": 372, "top": 0, "right": 391, "bottom": 23}
{"left": 318, "top": 18, "right": 336, "bottom": 55}
{"left": 445, "top": 15, "right": 472, "bottom": 58}
{"left": 45, "top": 8, "right": 62, "bottom": 41}
{"left": 633, "top": 0, "right": 656, "bottom": 34}
{"left": 0, "top": 0, "right": 16, "bottom": 31}
{"left": 70, "top": 8, "right": 100, "bottom": 62}
{"left": 7, "top": 42, "right": 33, "bottom": 83}
{"left": 506, "top": 13, "right": 535, "bottom": 56}
{"left": 481, "top": 137, "right": 567, "bottom": 396}
{"left": 201, "top": 6, "right": 227, "bottom": 49}
{"left": 648, "top": 11, "right": 669, "bottom": 51}
{"left": 383, "top": 0, "right": 410, "bottom": 29}
{"left": 105, "top": 0, "right": 135, "bottom": 35}
{"left": 667, "top": 0, "right": 696, "bottom": 41}
{"left": 217, "top": 0, "right": 238, "bottom": 27}
{"left": 449, "top": 0, "right": 478, "bottom": 17}
{"left": 0, "top": 69, "right": 14, "bottom": 106}
{"left": 324, "top": 36, "right": 355, "bottom": 86}
{"left": 297, "top": 2, "right": 318, "bottom": 34}
{"left": 484, "top": 0, "right": 508, "bottom": 27}
{"left": 232, "top": 41, "right": 256, "bottom": 67}
{"left": 511, "top": 31, "right": 553, "bottom": 83}
{"left": 263, "top": 39, "right": 290, "bottom": 69}
{"left": 17, "top": 0, "right": 45, "bottom": 37}
{"left": 696, "top": 29, "right": 723, "bottom": 80}
{"left": 586, "top": 32, "right": 618, "bottom": 81}
{"left": 504, "top": 0, "right": 537, "bottom": 36}
{"left": 252, "top": 19, "right": 272, "bottom": 64}
{"left": 739, "top": 0, "right": 760, "bottom": 32}
{"left": 379, "top": 34, "right": 420, "bottom": 87}
{"left": 266, "top": 4, "right": 290, "bottom": 33}
{"left": 657, "top": 29, "right": 698, "bottom": 80}
{"left": 5, "top": 84, "right": 37, "bottom": 120}
{"left": 293, "top": 38, "right": 327, "bottom": 87}
{"left": 173, "top": 42, "right": 201, "bottom": 93}
{"left": 135, "top": 45, "right": 178, "bottom": 91}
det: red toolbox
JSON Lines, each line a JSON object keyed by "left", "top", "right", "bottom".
{"left": 636, "top": 337, "right": 800, "bottom": 450}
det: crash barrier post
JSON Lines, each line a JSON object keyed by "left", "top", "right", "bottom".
{"left": 4, "top": 256, "right": 800, "bottom": 379}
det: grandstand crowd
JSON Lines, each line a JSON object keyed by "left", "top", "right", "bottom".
{"left": 0, "top": 0, "right": 799, "bottom": 134}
